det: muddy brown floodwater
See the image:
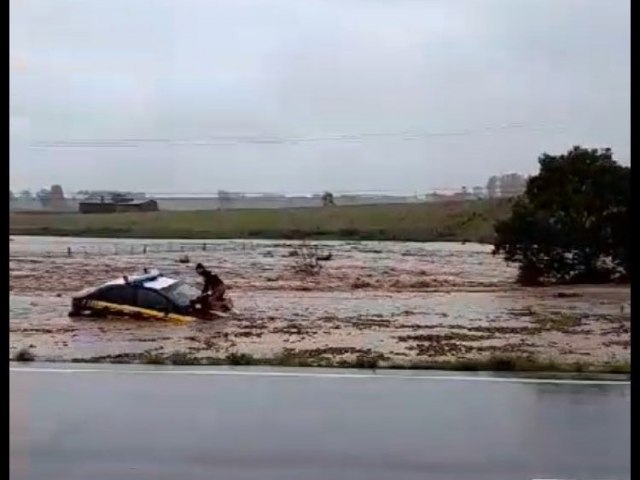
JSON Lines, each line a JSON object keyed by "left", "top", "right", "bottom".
{"left": 9, "top": 236, "right": 630, "bottom": 369}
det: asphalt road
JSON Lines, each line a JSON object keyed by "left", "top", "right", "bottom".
{"left": 10, "top": 364, "right": 630, "bottom": 480}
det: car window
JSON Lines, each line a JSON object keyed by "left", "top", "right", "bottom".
{"left": 162, "top": 281, "right": 199, "bottom": 307}
{"left": 94, "top": 286, "right": 136, "bottom": 305}
{"left": 136, "top": 288, "right": 171, "bottom": 311}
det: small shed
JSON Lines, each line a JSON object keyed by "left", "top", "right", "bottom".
{"left": 115, "top": 199, "right": 159, "bottom": 213}
{"left": 79, "top": 199, "right": 159, "bottom": 214}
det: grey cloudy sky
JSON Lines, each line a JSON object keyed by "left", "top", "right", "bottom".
{"left": 10, "top": 0, "right": 629, "bottom": 194}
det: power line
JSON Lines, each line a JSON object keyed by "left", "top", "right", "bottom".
{"left": 28, "top": 122, "right": 560, "bottom": 150}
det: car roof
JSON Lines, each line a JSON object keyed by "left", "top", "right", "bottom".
{"left": 74, "top": 270, "right": 179, "bottom": 298}
{"left": 102, "top": 274, "right": 177, "bottom": 290}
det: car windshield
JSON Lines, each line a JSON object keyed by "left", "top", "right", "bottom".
{"left": 161, "top": 281, "right": 200, "bottom": 307}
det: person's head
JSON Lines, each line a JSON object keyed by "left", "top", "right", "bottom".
{"left": 195, "top": 263, "right": 206, "bottom": 275}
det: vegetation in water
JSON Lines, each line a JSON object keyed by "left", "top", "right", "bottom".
{"left": 14, "top": 348, "right": 35, "bottom": 362}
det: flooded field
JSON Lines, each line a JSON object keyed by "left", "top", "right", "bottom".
{"left": 9, "top": 236, "right": 630, "bottom": 369}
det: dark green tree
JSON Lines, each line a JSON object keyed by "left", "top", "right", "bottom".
{"left": 321, "top": 191, "right": 335, "bottom": 207}
{"left": 494, "top": 146, "right": 629, "bottom": 285}
{"left": 36, "top": 188, "right": 52, "bottom": 207}
{"left": 19, "top": 190, "right": 33, "bottom": 200}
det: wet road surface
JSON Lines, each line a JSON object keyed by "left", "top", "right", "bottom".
{"left": 10, "top": 364, "right": 630, "bottom": 480}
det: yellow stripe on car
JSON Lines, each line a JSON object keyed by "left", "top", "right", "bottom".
{"left": 86, "top": 300, "right": 195, "bottom": 323}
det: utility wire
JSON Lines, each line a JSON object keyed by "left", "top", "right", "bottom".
{"left": 29, "top": 122, "right": 560, "bottom": 149}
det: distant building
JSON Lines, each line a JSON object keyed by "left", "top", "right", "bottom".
{"left": 450, "top": 187, "right": 475, "bottom": 201}
{"left": 79, "top": 198, "right": 159, "bottom": 214}
{"left": 485, "top": 173, "right": 527, "bottom": 198}
{"left": 424, "top": 192, "right": 448, "bottom": 202}
{"left": 77, "top": 191, "right": 147, "bottom": 202}
{"left": 472, "top": 186, "right": 485, "bottom": 199}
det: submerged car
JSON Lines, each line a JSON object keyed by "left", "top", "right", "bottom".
{"left": 69, "top": 270, "right": 231, "bottom": 321}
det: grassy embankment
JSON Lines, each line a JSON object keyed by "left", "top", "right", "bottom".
{"left": 10, "top": 199, "right": 513, "bottom": 243}
{"left": 11, "top": 347, "right": 630, "bottom": 375}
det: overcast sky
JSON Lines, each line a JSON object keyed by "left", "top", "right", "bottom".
{"left": 10, "top": 0, "right": 629, "bottom": 194}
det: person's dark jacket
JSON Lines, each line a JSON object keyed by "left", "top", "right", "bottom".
{"left": 199, "top": 268, "right": 224, "bottom": 295}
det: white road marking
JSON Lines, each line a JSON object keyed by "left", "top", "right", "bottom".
{"left": 9, "top": 366, "right": 630, "bottom": 385}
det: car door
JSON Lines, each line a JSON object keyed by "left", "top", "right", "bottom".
{"left": 135, "top": 287, "right": 173, "bottom": 312}
{"left": 93, "top": 285, "right": 136, "bottom": 306}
